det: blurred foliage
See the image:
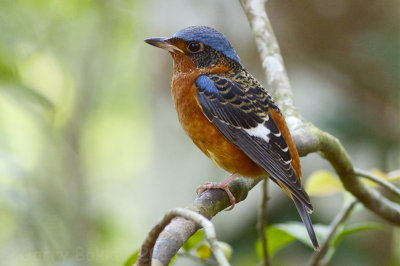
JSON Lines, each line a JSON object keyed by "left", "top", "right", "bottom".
{"left": 0, "top": 0, "right": 151, "bottom": 265}
{"left": 255, "top": 222, "right": 330, "bottom": 258}
{"left": 305, "top": 170, "right": 344, "bottom": 196}
{"left": 123, "top": 249, "right": 139, "bottom": 266}
{"left": 255, "top": 202, "right": 387, "bottom": 266}
{"left": 182, "top": 229, "right": 205, "bottom": 252}
{"left": 0, "top": 0, "right": 399, "bottom": 266}
{"left": 162, "top": 229, "right": 232, "bottom": 265}
{"left": 196, "top": 244, "right": 212, "bottom": 261}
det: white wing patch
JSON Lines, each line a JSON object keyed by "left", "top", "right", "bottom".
{"left": 273, "top": 132, "right": 281, "bottom": 137}
{"left": 245, "top": 123, "right": 271, "bottom": 142}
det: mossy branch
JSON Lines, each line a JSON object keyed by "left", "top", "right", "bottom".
{"left": 136, "top": 0, "right": 400, "bottom": 265}
{"left": 239, "top": 0, "right": 400, "bottom": 224}
{"left": 136, "top": 178, "right": 260, "bottom": 265}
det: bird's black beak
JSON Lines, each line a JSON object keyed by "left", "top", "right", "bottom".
{"left": 144, "top": 37, "right": 184, "bottom": 53}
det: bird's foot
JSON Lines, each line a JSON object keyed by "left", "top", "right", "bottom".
{"left": 196, "top": 173, "right": 240, "bottom": 211}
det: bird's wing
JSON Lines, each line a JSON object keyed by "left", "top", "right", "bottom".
{"left": 195, "top": 73, "right": 312, "bottom": 211}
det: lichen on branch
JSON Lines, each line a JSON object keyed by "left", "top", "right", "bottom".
{"left": 137, "top": 0, "right": 400, "bottom": 265}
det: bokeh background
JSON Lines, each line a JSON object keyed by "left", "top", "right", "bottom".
{"left": 0, "top": 0, "right": 399, "bottom": 265}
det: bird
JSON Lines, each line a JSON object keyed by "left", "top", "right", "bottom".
{"left": 145, "top": 26, "right": 319, "bottom": 250}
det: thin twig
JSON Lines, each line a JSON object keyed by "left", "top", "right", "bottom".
{"left": 148, "top": 177, "right": 261, "bottom": 265}
{"left": 239, "top": 0, "right": 400, "bottom": 225}
{"left": 354, "top": 168, "right": 400, "bottom": 199}
{"left": 139, "top": 0, "right": 400, "bottom": 263}
{"left": 257, "top": 180, "right": 271, "bottom": 266}
{"left": 136, "top": 208, "right": 230, "bottom": 266}
{"left": 307, "top": 198, "right": 359, "bottom": 266}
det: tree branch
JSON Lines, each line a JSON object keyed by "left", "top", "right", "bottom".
{"left": 354, "top": 168, "right": 400, "bottom": 198}
{"left": 239, "top": 0, "right": 400, "bottom": 225}
{"left": 257, "top": 180, "right": 271, "bottom": 266}
{"left": 136, "top": 0, "right": 400, "bottom": 264}
{"left": 136, "top": 208, "right": 230, "bottom": 266}
{"left": 147, "top": 177, "right": 261, "bottom": 265}
{"left": 308, "top": 198, "right": 359, "bottom": 266}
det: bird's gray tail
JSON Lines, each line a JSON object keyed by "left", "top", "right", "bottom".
{"left": 293, "top": 196, "right": 320, "bottom": 251}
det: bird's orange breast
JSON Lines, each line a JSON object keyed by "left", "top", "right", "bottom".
{"left": 171, "top": 72, "right": 265, "bottom": 178}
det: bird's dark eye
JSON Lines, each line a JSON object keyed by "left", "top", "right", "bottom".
{"left": 188, "top": 42, "right": 203, "bottom": 53}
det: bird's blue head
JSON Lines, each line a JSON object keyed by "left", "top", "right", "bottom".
{"left": 145, "top": 26, "right": 240, "bottom": 70}
{"left": 171, "top": 26, "right": 240, "bottom": 63}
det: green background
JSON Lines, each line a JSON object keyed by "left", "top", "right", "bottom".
{"left": 0, "top": 0, "right": 399, "bottom": 265}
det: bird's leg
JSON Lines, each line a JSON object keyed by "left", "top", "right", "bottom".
{"left": 196, "top": 173, "right": 240, "bottom": 210}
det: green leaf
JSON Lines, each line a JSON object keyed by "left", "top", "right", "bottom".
{"left": 123, "top": 249, "right": 139, "bottom": 266}
{"left": 332, "top": 222, "right": 386, "bottom": 248}
{"left": 256, "top": 222, "right": 330, "bottom": 258}
{"left": 305, "top": 170, "right": 344, "bottom": 196}
{"left": 182, "top": 229, "right": 205, "bottom": 251}
{"left": 168, "top": 254, "right": 177, "bottom": 265}
{"left": 274, "top": 222, "right": 330, "bottom": 249}
{"left": 256, "top": 226, "right": 295, "bottom": 258}
{"left": 196, "top": 244, "right": 211, "bottom": 259}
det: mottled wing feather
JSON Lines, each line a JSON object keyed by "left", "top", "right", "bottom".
{"left": 195, "top": 73, "right": 312, "bottom": 210}
{"left": 196, "top": 74, "right": 263, "bottom": 128}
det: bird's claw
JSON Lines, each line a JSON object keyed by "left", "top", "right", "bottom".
{"left": 196, "top": 174, "right": 240, "bottom": 210}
